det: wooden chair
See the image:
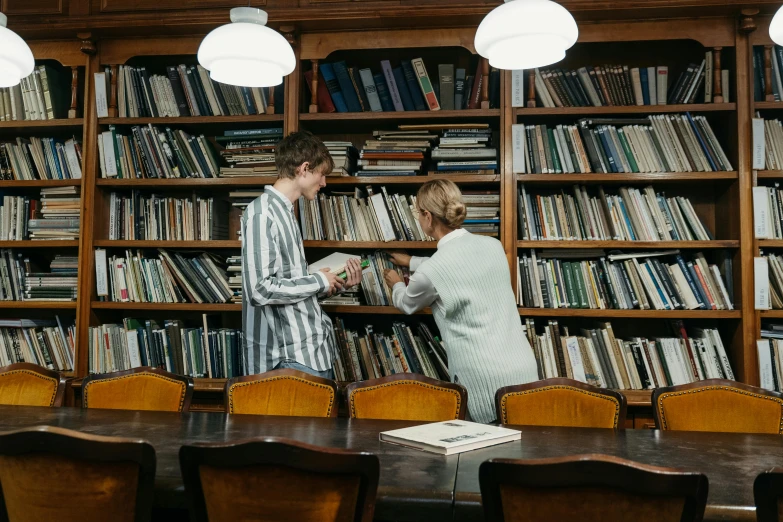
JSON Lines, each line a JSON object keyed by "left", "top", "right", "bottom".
{"left": 225, "top": 368, "right": 339, "bottom": 417}
{"left": 652, "top": 379, "right": 783, "bottom": 433}
{"left": 479, "top": 454, "right": 708, "bottom": 522}
{"left": 180, "top": 436, "right": 379, "bottom": 522}
{"left": 345, "top": 373, "right": 467, "bottom": 421}
{"left": 755, "top": 468, "right": 783, "bottom": 522}
{"left": 0, "top": 425, "right": 155, "bottom": 522}
{"left": 82, "top": 366, "right": 194, "bottom": 413}
{"left": 495, "top": 378, "right": 626, "bottom": 428}
{"left": 0, "top": 362, "right": 66, "bottom": 407}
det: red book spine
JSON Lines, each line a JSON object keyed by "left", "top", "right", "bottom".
{"left": 305, "top": 70, "right": 336, "bottom": 113}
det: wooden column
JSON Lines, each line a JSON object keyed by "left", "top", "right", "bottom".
{"left": 527, "top": 69, "right": 536, "bottom": 108}
{"left": 108, "top": 64, "right": 118, "bottom": 117}
{"left": 266, "top": 86, "right": 275, "bottom": 115}
{"left": 764, "top": 45, "right": 775, "bottom": 101}
{"left": 309, "top": 59, "right": 319, "bottom": 113}
{"left": 480, "top": 59, "right": 490, "bottom": 109}
{"left": 713, "top": 46, "right": 724, "bottom": 103}
{"left": 69, "top": 67, "right": 79, "bottom": 119}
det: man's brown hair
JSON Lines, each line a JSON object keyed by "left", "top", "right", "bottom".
{"left": 275, "top": 130, "right": 334, "bottom": 179}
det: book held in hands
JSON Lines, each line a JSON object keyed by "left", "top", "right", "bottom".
{"left": 379, "top": 420, "right": 520, "bottom": 455}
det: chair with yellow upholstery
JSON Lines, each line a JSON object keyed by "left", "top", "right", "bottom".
{"left": 346, "top": 373, "right": 467, "bottom": 421}
{"left": 479, "top": 454, "right": 708, "bottom": 522}
{"left": 0, "top": 362, "right": 66, "bottom": 407}
{"left": 225, "top": 369, "right": 338, "bottom": 417}
{"left": 0, "top": 425, "right": 155, "bottom": 522}
{"left": 652, "top": 379, "right": 783, "bottom": 433}
{"left": 495, "top": 378, "right": 626, "bottom": 428}
{"left": 180, "top": 437, "right": 379, "bottom": 522}
{"left": 82, "top": 367, "right": 194, "bottom": 412}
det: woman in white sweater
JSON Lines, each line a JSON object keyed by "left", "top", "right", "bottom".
{"left": 383, "top": 179, "right": 538, "bottom": 423}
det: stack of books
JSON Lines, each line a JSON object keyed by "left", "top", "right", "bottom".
{"left": 760, "top": 253, "right": 783, "bottom": 309}
{"left": 0, "top": 317, "right": 75, "bottom": 371}
{"left": 305, "top": 56, "right": 498, "bottom": 113}
{"left": 355, "top": 252, "right": 409, "bottom": 306}
{"left": 357, "top": 128, "right": 435, "bottom": 177}
{"left": 95, "top": 248, "right": 232, "bottom": 304}
{"left": 0, "top": 137, "right": 82, "bottom": 180}
{"left": 331, "top": 319, "right": 448, "bottom": 382}
{"left": 513, "top": 114, "right": 733, "bottom": 174}
{"left": 462, "top": 191, "right": 500, "bottom": 237}
{"left": 28, "top": 186, "right": 81, "bottom": 240}
{"left": 754, "top": 118, "right": 783, "bottom": 170}
{"left": 216, "top": 128, "right": 282, "bottom": 177}
{"left": 753, "top": 185, "right": 783, "bottom": 239}
{"left": 518, "top": 184, "right": 713, "bottom": 241}
{"left": 324, "top": 141, "right": 358, "bottom": 176}
{"left": 428, "top": 124, "right": 497, "bottom": 173}
{"left": 516, "top": 249, "right": 733, "bottom": 311}
{"left": 98, "top": 124, "right": 220, "bottom": 178}
{"left": 226, "top": 255, "right": 242, "bottom": 303}
{"left": 0, "top": 251, "right": 78, "bottom": 302}
{"left": 88, "top": 315, "right": 244, "bottom": 378}
{"left": 298, "top": 187, "right": 431, "bottom": 242}
{"left": 110, "top": 63, "right": 277, "bottom": 117}
{"left": 523, "top": 318, "right": 734, "bottom": 390}
{"left": 758, "top": 324, "right": 783, "bottom": 391}
{"left": 107, "top": 191, "right": 229, "bottom": 241}
{"left": 0, "top": 65, "right": 69, "bottom": 121}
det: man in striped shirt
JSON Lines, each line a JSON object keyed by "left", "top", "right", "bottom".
{"left": 241, "top": 131, "right": 362, "bottom": 378}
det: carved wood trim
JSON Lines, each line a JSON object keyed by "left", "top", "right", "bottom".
{"left": 99, "top": 36, "right": 203, "bottom": 65}
{"left": 27, "top": 40, "right": 85, "bottom": 67}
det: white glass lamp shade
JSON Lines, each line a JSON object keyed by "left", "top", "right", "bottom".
{"left": 475, "top": 0, "right": 578, "bottom": 70}
{"left": 198, "top": 7, "right": 295, "bottom": 88}
{"left": 771, "top": 6, "right": 783, "bottom": 46}
{"left": 0, "top": 13, "right": 35, "bottom": 88}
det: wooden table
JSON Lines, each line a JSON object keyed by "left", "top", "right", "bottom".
{"left": 0, "top": 406, "right": 781, "bottom": 521}
{"left": 453, "top": 425, "right": 783, "bottom": 522}
{"left": 0, "top": 406, "right": 456, "bottom": 522}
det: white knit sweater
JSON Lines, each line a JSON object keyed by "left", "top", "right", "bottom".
{"left": 415, "top": 232, "right": 539, "bottom": 423}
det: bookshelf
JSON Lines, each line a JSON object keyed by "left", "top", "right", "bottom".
{"left": 2, "top": 4, "right": 770, "bottom": 416}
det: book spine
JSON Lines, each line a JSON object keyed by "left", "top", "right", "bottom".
{"left": 381, "top": 60, "right": 405, "bottom": 111}
{"left": 411, "top": 58, "right": 440, "bottom": 111}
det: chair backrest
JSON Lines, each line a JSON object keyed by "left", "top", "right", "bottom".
{"left": 180, "top": 437, "right": 379, "bottom": 522}
{"left": 479, "top": 454, "right": 708, "bottom": 522}
{"left": 495, "top": 378, "right": 626, "bottom": 428}
{"left": 755, "top": 468, "right": 783, "bottom": 522}
{"left": 345, "top": 373, "right": 466, "bottom": 421}
{"left": 652, "top": 379, "right": 783, "bottom": 433}
{"left": 0, "top": 425, "right": 155, "bottom": 522}
{"left": 225, "top": 369, "right": 339, "bottom": 417}
{"left": 0, "top": 363, "right": 66, "bottom": 407}
{"left": 82, "top": 367, "right": 194, "bottom": 412}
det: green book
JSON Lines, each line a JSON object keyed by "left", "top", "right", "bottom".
{"left": 563, "top": 262, "right": 579, "bottom": 308}
{"left": 338, "top": 259, "right": 370, "bottom": 279}
{"left": 547, "top": 128, "right": 563, "bottom": 173}
{"left": 616, "top": 129, "right": 640, "bottom": 173}
{"left": 574, "top": 262, "right": 590, "bottom": 308}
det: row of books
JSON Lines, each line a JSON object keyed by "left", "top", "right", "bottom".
{"left": 761, "top": 253, "right": 783, "bottom": 309}
{"left": 0, "top": 137, "right": 82, "bottom": 180}
{"left": 0, "top": 66, "right": 69, "bottom": 121}
{"left": 88, "top": 316, "right": 244, "bottom": 378}
{"left": 324, "top": 141, "right": 358, "bottom": 177}
{"left": 217, "top": 128, "right": 281, "bottom": 178}
{"left": 331, "top": 318, "right": 448, "bottom": 382}
{"left": 533, "top": 55, "right": 720, "bottom": 108}
{"left": 306, "top": 57, "right": 498, "bottom": 113}
{"left": 298, "top": 187, "right": 430, "bottom": 242}
{"left": 518, "top": 184, "right": 713, "bottom": 242}
{"left": 754, "top": 45, "right": 783, "bottom": 102}
{"left": 753, "top": 117, "right": 783, "bottom": 171}
{"left": 524, "top": 318, "right": 733, "bottom": 390}
{"left": 97, "top": 124, "right": 220, "bottom": 178}
{"left": 0, "top": 317, "right": 75, "bottom": 372}
{"left": 1, "top": 188, "right": 80, "bottom": 241}
{"left": 94, "top": 249, "right": 232, "bottom": 304}
{"left": 107, "top": 191, "right": 229, "bottom": 241}
{"left": 111, "top": 64, "right": 278, "bottom": 118}
{"left": 758, "top": 325, "right": 783, "bottom": 391}
{"left": 753, "top": 185, "right": 783, "bottom": 239}
{"left": 515, "top": 250, "right": 733, "bottom": 311}
{"left": 317, "top": 251, "right": 408, "bottom": 307}
{"left": 0, "top": 251, "right": 77, "bottom": 302}
{"left": 227, "top": 255, "right": 241, "bottom": 303}
{"left": 512, "top": 115, "right": 733, "bottom": 174}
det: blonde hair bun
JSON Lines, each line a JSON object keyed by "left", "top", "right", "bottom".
{"left": 444, "top": 199, "right": 467, "bottom": 228}
{"left": 417, "top": 179, "right": 467, "bottom": 229}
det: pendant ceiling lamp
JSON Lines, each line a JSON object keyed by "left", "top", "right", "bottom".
{"left": 474, "top": 0, "right": 578, "bottom": 70}
{"left": 771, "top": 5, "right": 783, "bottom": 46}
{"left": 198, "top": 7, "right": 295, "bottom": 88}
{"left": 0, "top": 12, "right": 35, "bottom": 88}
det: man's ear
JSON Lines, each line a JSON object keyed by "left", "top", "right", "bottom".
{"left": 295, "top": 161, "right": 310, "bottom": 178}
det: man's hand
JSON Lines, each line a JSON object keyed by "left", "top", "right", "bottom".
{"left": 319, "top": 268, "right": 345, "bottom": 296}
{"left": 386, "top": 250, "right": 412, "bottom": 268}
{"left": 384, "top": 269, "right": 404, "bottom": 289}
{"left": 344, "top": 258, "right": 363, "bottom": 288}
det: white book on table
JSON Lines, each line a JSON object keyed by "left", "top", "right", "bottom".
{"left": 380, "top": 420, "right": 520, "bottom": 455}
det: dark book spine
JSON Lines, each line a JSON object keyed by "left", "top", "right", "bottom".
{"left": 186, "top": 67, "right": 210, "bottom": 116}
{"left": 239, "top": 87, "right": 257, "bottom": 115}
{"left": 165, "top": 67, "right": 191, "bottom": 116}
{"left": 349, "top": 67, "right": 369, "bottom": 112}
{"left": 401, "top": 60, "right": 427, "bottom": 111}
{"left": 373, "top": 73, "right": 395, "bottom": 112}
{"left": 332, "top": 61, "right": 363, "bottom": 112}
{"left": 140, "top": 67, "right": 159, "bottom": 117}
{"left": 209, "top": 79, "right": 230, "bottom": 116}
{"left": 392, "top": 67, "right": 414, "bottom": 111}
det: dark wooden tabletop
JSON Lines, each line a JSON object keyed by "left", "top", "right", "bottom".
{"left": 0, "top": 406, "right": 457, "bottom": 522}
{"left": 454, "top": 425, "right": 783, "bottom": 522}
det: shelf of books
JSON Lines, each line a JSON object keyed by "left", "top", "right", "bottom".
{"left": 0, "top": 41, "right": 88, "bottom": 380}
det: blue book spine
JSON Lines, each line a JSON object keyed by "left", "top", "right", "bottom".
{"left": 401, "top": 60, "right": 427, "bottom": 111}
{"left": 319, "top": 63, "right": 349, "bottom": 113}
{"left": 603, "top": 127, "right": 626, "bottom": 172}
{"left": 332, "top": 61, "right": 363, "bottom": 112}
{"left": 643, "top": 261, "right": 671, "bottom": 310}
{"left": 596, "top": 127, "right": 618, "bottom": 173}
{"left": 616, "top": 197, "right": 637, "bottom": 241}
{"left": 137, "top": 327, "right": 149, "bottom": 367}
{"left": 392, "top": 67, "right": 415, "bottom": 111}
{"left": 678, "top": 257, "right": 708, "bottom": 309}
{"left": 685, "top": 112, "right": 718, "bottom": 171}
{"left": 373, "top": 73, "right": 395, "bottom": 111}
{"left": 239, "top": 87, "right": 257, "bottom": 115}
{"left": 657, "top": 195, "right": 680, "bottom": 240}
{"left": 640, "top": 68, "right": 650, "bottom": 105}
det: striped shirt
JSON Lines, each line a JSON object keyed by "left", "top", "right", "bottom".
{"left": 241, "top": 186, "right": 334, "bottom": 374}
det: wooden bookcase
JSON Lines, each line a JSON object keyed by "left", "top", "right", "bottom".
{"left": 6, "top": 5, "right": 769, "bottom": 418}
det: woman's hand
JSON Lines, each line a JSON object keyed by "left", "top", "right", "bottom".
{"left": 343, "top": 258, "right": 363, "bottom": 288}
{"left": 386, "top": 250, "right": 411, "bottom": 268}
{"left": 384, "top": 269, "right": 404, "bottom": 289}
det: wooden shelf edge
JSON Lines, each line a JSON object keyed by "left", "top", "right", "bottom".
{"left": 90, "top": 302, "right": 242, "bottom": 311}
{"left": 516, "top": 172, "right": 738, "bottom": 183}
{"left": 300, "top": 109, "right": 500, "bottom": 121}
{"left": 518, "top": 308, "right": 741, "bottom": 318}
{"left": 757, "top": 240, "right": 783, "bottom": 248}
{"left": 96, "top": 177, "right": 277, "bottom": 187}
{"left": 516, "top": 240, "right": 738, "bottom": 249}
{"left": 0, "top": 118, "right": 84, "bottom": 128}
{"left": 754, "top": 102, "right": 783, "bottom": 110}
{"left": 515, "top": 103, "right": 735, "bottom": 116}
{"left": 93, "top": 240, "right": 240, "bottom": 248}
{"left": 99, "top": 115, "right": 285, "bottom": 124}
{"left": 757, "top": 171, "right": 783, "bottom": 179}
{"left": 620, "top": 389, "right": 653, "bottom": 407}
{"left": 0, "top": 179, "right": 82, "bottom": 187}
{"left": 760, "top": 310, "right": 783, "bottom": 318}
{"left": 0, "top": 301, "right": 77, "bottom": 309}
{"left": 0, "top": 240, "right": 79, "bottom": 248}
